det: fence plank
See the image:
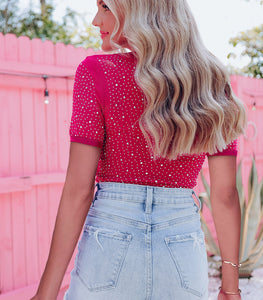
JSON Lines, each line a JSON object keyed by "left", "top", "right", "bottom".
{"left": 0, "top": 87, "right": 10, "bottom": 177}
{"left": 21, "top": 88, "right": 36, "bottom": 174}
{"left": 0, "top": 32, "right": 5, "bottom": 60}
{"left": 5, "top": 34, "right": 18, "bottom": 61}
{"left": 0, "top": 194, "right": 13, "bottom": 293}
{"left": 44, "top": 40, "right": 55, "bottom": 66}
{"left": 11, "top": 192, "right": 27, "bottom": 289}
{"left": 46, "top": 89, "right": 58, "bottom": 172}
{"left": 66, "top": 44, "right": 79, "bottom": 67}
{"left": 36, "top": 185, "right": 50, "bottom": 274}
{"left": 34, "top": 89, "right": 48, "bottom": 173}
{"left": 55, "top": 43, "right": 67, "bottom": 66}
{"left": 24, "top": 188, "right": 39, "bottom": 284}
{"left": 57, "top": 90, "right": 70, "bottom": 170}
{"left": 18, "top": 36, "right": 32, "bottom": 63}
{"left": 32, "top": 38, "right": 45, "bottom": 64}
{"left": 8, "top": 88, "right": 23, "bottom": 176}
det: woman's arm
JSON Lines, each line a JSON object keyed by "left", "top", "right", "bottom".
{"left": 207, "top": 155, "right": 241, "bottom": 300}
{"left": 31, "top": 142, "right": 101, "bottom": 300}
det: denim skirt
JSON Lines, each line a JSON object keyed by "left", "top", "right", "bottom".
{"left": 64, "top": 182, "right": 208, "bottom": 300}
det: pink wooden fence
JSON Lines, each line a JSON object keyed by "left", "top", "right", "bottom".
{"left": 0, "top": 33, "right": 102, "bottom": 299}
{"left": 0, "top": 33, "right": 262, "bottom": 299}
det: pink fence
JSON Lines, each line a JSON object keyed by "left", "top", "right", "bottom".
{"left": 0, "top": 33, "right": 262, "bottom": 299}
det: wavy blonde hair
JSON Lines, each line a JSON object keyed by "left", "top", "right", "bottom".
{"left": 105, "top": 0, "right": 246, "bottom": 159}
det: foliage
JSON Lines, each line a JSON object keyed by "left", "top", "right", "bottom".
{"left": 0, "top": 0, "right": 19, "bottom": 34}
{"left": 199, "top": 158, "right": 263, "bottom": 277}
{"left": 0, "top": 0, "right": 101, "bottom": 49}
{"left": 244, "top": 0, "right": 263, "bottom": 4}
{"left": 228, "top": 24, "right": 263, "bottom": 79}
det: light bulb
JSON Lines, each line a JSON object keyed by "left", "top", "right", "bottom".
{"left": 44, "top": 89, "right": 49, "bottom": 104}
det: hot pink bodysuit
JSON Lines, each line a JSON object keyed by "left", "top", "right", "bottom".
{"left": 70, "top": 53, "right": 237, "bottom": 188}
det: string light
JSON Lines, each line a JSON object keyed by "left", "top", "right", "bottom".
{"left": 0, "top": 71, "right": 74, "bottom": 105}
{"left": 43, "top": 75, "right": 49, "bottom": 104}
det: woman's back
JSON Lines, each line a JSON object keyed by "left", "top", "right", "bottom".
{"left": 70, "top": 53, "right": 237, "bottom": 188}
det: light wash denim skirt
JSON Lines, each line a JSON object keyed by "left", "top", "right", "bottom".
{"left": 64, "top": 182, "right": 208, "bottom": 300}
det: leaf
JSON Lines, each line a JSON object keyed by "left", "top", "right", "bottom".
{"left": 240, "top": 160, "right": 262, "bottom": 262}
{"left": 199, "top": 192, "right": 211, "bottom": 213}
{"left": 236, "top": 161, "right": 246, "bottom": 213}
{"left": 248, "top": 158, "right": 258, "bottom": 202}
{"left": 200, "top": 213, "right": 220, "bottom": 256}
{"left": 200, "top": 171, "right": 211, "bottom": 206}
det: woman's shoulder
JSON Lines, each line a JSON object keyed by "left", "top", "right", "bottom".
{"left": 80, "top": 52, "right": 135, "bottom": 73}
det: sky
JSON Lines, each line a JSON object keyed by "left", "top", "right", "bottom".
{"left": 18, "top": 0, "right": 263, "bottom": 67}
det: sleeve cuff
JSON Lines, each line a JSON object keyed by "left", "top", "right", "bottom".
{"left": 207, "top": 148, "right": 237, "bottom": 157}
{"left": 70, "top": 136, "right": 103, "bottom": 148}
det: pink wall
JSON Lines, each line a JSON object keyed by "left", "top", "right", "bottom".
{"left": 0, "top": 33, "right": 262, "bottom": 299}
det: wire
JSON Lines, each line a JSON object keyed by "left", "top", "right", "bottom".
{"left": 0, "top": 71, "right": 74, "bottom": 79}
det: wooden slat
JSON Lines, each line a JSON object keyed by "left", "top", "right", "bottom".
{"left": 20, "top": 88, "right": 36, "bottom": 174}
{"left": 0, "top": 32, "right": 5, "bottom": 60}
{"left": 5, "top": 34, "right": 18, "bottom": 61}
{"left": 0, "top": 87, "right": 10, "bottom": 177}
{"left": 18, "top": 36, "right": 32, "bottom": 63}
{"left": 8, "top": 88, "right": 23, "bottom": 176}
{"left": 46, "top": 90, "right": 58, "bottom": 172}
{"left": 24, "top": 188, "right": 39, "bottom": 284}
{"left": 11, "top": 192, "right": 27, "bottom": 289}
{"left": 44, "top": 40, "right": 55, "bottom": 66}
{"left": 66, "top": 44, "right": 80, "bottom": 67}
{"left": 36, "top": 185, "right": 51, "bottom": 274}
{"left": 32, "top": 38, "right": 45, "bottom": 64}
{"left": 55, "top": 42, "right": 67, "bottom": 66}
{"left": 57, "top": 90, "right": 71, "bottom": 170}
{"left": 34, "top": 89, "right": 48, "bottom": 173}
{"left": 0, "top": 194, "right": 13, "bottom": 293}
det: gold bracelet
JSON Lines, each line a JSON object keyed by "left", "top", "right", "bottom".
{"left": 219, "top": 287, "right": 241, "bottom": 295}
{"left": 222, "top": 260, "right": 242, "bottom": 268}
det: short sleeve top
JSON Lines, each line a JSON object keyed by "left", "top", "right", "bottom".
{"left": 70, "top": 53, "right": 237, "bottom": 188}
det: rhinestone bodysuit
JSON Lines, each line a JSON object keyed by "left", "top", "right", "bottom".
{"left": 70, "top": 53, "right": 237, "bottom": 188}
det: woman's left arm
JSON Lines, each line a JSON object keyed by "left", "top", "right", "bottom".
{"left": 207, "top": 155, "right": 241, "bottom": 300}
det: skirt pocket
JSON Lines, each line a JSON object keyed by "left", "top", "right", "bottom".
{"left": 164, "top": 229, "right": 208, "bottom": 297}
{"left": 76, "top": 224, "right": 132, "bottom": 292}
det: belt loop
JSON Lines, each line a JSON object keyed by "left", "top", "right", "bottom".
{"left": 145, "top": 186, "right": 153, "bottom": 214}
{"left": 192, "top": 190, "right": 202, "bottom": 212}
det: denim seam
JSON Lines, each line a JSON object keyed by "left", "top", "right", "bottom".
{"left": 88, "top": 208, "right": 200, "bottom": 232}
{"left": 89, "top": 208, "right": 148, "bottom": 229}
{"left": 152, "top": 213, "right": 200, "bottom": 231}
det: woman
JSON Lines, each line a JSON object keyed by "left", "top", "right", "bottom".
{"left": 31, "top": 0, "right": 246, "bottom": 299}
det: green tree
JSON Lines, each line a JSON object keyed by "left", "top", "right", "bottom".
{"left": 228, "top": 24, "right": 263, "bottom": 78}
{"left": 0, "top": 0, "right": 101, "bottom": 49}
{"left": 0, "top": 0, "right": 19, "bottom": 34}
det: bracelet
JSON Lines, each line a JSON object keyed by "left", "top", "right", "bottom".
{"left": 219, "top": 287, "right": 242, "bottom": 295}
{"left": 222, "top": 260, "right": 242, "bottom": 268}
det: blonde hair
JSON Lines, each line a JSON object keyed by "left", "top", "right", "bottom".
{"left": 105, "top": 0, "right": 246, "bottom": 159}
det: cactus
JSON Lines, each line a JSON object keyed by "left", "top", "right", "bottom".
{"left": 199, "top": 158, "right": 263, "bottom": 277}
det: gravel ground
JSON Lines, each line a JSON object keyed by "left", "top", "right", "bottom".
{"left": 208, "top": 267, "right": 263, "bottom": 300}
